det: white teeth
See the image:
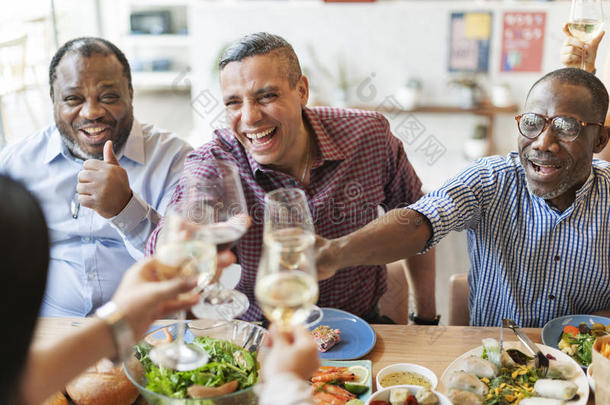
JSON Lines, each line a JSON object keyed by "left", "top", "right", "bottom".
{"left": 245, "top": 128, "right": 274, "bottom": 139}
{"left": 82, "top": 127, "right": 105, "bottom": 134}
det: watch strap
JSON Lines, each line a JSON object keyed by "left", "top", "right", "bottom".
{"left": 95, "top": 301, "right": 135, "bottom": 363}
{"left": 409, "top": 312, "right": 441, "bottom": 325}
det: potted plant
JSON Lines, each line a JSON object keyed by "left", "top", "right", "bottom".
{"left": 463, "top": 123, "right": 488, "bottom": 161}
{"left": 396, "top": 76, "right": 422, "bottom": 110}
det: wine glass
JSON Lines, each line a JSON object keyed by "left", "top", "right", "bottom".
{"left": 568, "top": 0, "right": 604, "bottom": 69}
{"left": 149, "top": 200, "right": 217, "bottom": 371}
{"left": 254, "top": 188, "right": 323, "bottom": 329}
{"left": 187, "top": 159, "right": 250, "bottom": 320}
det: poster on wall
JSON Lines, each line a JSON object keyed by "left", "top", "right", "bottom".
{"left": 448, "top": 11, "right": 492, "bottom": 72}
{"left": 501, "top": 11, "right": 546, "bottom": 72}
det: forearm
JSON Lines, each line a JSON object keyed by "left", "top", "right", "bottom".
{"left": 592, "top": 309, "right": 610, "bottom": 318}
{"left": 331, "top": 208, "right": 432, "bottom": 269}
{"left": 19, "top": 319, "right": 115, "bottom": 405}
{"left": 406, "top": 247, "right": 436, "bottom": 320}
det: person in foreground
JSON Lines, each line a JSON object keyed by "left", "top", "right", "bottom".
{"left": 0, "top": 37, "right": 192, "bottom": 317}
{"left": 0, "top": 175, "right": 199, "bottom": 404}
{"left": 259, "top": 325, "right": 320, "bottom": 405}
{"left": 317, "top": 68, "right": 610, "bottom": 327}
{"left": 2, "top": 174, "right": 304, "bottom": 405}
{"left": 147, "top": 32, "right": 437, "bottom": 325}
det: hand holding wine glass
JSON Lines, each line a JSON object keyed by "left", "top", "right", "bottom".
{"left": 566, "top": 0, "right": 605, "bottom": 70}
{"left": 149, "top": 180, "right": 218, "bottom": 371}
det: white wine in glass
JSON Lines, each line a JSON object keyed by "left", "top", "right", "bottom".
{"left": 255, "top": 229, "right": 319, "bottom": 327}
{"left": 568, "top": 0, "right": 604, "bottom": 68}
{"left": 184, "top": 160, "right": 250, "bottom": 320}
{"left": 255, "top": 188, "right": 322, "bottom": 328}
{"left": 149, "top": 204, "right": 217, "bottom": 371}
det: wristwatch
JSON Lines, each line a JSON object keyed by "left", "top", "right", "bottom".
{"left": 409, "top": 312, "right": 441, "bottom": 325}
{"left": 95, "top": 301, "right": 135, "bottom": 363}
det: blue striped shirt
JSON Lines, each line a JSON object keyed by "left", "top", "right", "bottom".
{"left": 410, "top": 152, "right": 610, "bottom": 327}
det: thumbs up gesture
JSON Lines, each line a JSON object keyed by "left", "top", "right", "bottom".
{"left": 77, "top": 140, "right": 133, "bottom": 218}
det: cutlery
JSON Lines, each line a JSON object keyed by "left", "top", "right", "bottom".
{"left": 503, "top": 318, "right": 549, "bottom": 377}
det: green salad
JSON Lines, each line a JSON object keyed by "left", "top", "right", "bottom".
{"left": 136, "top": 336, "right": 259, "bottom": 399}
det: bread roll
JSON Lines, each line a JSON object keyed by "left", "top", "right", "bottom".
{"left": 66, "top": 358, "right": 139, "bottom": 405}
{"left": 42, "top": 391, "right": 68, "bottom": 405}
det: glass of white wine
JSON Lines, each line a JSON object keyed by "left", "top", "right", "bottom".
{"left": 568, "top": 0, "right": 604, "bottom": 69}
{"left": 149, "top": 199, "right": 217, "bottom": 371}
{"left": 185, "top": 159, "right": 250, "bottom": 320}
{"left": 255, "top": 188, "right": 323, "bottom": 329}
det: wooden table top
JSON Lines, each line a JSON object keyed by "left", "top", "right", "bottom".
{"left": 33, "top": 319, "right": 595, "bottom": 404}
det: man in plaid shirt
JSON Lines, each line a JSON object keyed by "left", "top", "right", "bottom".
{"left": 147, "top": 32, "right": 436, "bottom": 324}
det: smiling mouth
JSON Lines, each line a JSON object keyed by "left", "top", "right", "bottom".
{"left": 77, "top": 126, "right": 110, "bottom": 143}
{"left": 244, "top": 127, "right": 276, "bottom": 146}
{"left": 530, "top": 160, "right": 562, "bottom": 175}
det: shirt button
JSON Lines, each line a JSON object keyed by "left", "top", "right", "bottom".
{"left": 118, "top": 222, "right": 125, "bottom": 228}
{"left": 88, "top": 273, "right": 95, "bottom": 280}
{"left": 554, "top": 255, "right": 560, "bottom": 262}
{"left": 82, "top": 237, "right": 90, "bottom": 242}
{"left": 548, "top": 294, "right": 555, "bottom": 300}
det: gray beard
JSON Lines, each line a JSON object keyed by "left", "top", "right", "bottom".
{"left": 525, "top": 180, "right": 571, "bottom": 201}
{"left": 59, "top": 131, "right": 128, "bottom": 160}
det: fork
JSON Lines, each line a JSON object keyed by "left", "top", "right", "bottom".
{"left": 503, "top": 318, "right": 549, "bottom": 377}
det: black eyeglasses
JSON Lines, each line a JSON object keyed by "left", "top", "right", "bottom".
{"left": 515, "top": 113, "right": 603, "bottom": 142}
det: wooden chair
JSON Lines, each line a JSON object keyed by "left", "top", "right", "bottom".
{"left": 379, "top": 260, "right": 409, "bottom": 324}
{"left": 449, "top": 272, "right": 470, "bottom": 326}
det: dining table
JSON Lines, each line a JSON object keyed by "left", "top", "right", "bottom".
{"left": 33, "top": 318, "right": 596, "bottom": 404}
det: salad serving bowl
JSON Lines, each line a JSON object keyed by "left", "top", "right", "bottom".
{"left": 124, "top": 319, "right": 268, "bottom": 405}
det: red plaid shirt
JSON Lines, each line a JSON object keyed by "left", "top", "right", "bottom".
{"left": 146, "top": 107, "right": 423, "bottom": 321}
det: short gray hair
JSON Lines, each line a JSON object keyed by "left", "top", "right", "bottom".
{"left": 219, "top": 32, "right": 302, "bottom": 87}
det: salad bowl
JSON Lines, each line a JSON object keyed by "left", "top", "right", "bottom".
{"left": 124, "top": 319, "right": 268, "bottom": 405}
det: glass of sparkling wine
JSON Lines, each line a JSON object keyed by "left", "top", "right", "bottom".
{"left": 255, "top": 188, "right": 323, "bottom": 328}
{"left": 186, "top": 160, "right": 250, "bottom": 320}
{"left": 568, "top": 0, "right": 604, "bottom": 69}
{"left": 149, "top": 201, "right": 217, "bottom": 371}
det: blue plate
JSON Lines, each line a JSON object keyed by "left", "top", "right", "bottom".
{"left": 541, "top": 314, "right": 610, "bottom": 367}
{"left": 310, "top": 308, "right": 377, "bottom": 360}
{"left": 320, "top": 359, "right": 373, "bottom": 401}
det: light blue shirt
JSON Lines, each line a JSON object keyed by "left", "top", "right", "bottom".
{"left": 0, "top": 120, "right": 192, "bottom": 316}
{"left": 410, "top": 153, "right": 610, "bottom": 327}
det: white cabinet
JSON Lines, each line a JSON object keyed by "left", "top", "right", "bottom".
{"left": 102, "top": 0, "right": 192, "bottom": 90}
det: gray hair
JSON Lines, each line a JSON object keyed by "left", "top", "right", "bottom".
{"left": 218, "top": 32, "right": 302, "bottom": 87}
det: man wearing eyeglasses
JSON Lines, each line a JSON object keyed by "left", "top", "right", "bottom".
{"left": 317, "top": 67, "right": 610, "bottom": 327}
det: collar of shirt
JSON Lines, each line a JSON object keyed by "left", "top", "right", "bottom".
{"left": 215, "top": 107, "right": 346, "bottom": 179}
{"left": 43, "top": 119, "right": 146, "bottom": 165}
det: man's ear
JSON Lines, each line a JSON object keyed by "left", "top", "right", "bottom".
{"left": 296, "top": 75, "right": 309, "bottom": 106}
{"left": 593, "top": 126, "right": 610, "bottom": 153}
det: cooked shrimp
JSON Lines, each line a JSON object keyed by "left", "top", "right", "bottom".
{"left": 311, "top": 382, "right": 355, "bottom": 401}
{"left": 312, "top": 392, "right": 348, "bottom": 405}
{"left": 311, "top": 371, "right": 356, "bottom": 383}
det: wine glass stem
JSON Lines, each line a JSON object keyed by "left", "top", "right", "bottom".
{"left": 175, "top": 309, "right": 186, "bottom": 346}
{"left": 582, "top": 44, "right": 587, "bottom": 70}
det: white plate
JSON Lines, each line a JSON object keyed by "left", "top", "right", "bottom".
{"left": 439, "top": 341, "right": 589, "bottom": 405}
